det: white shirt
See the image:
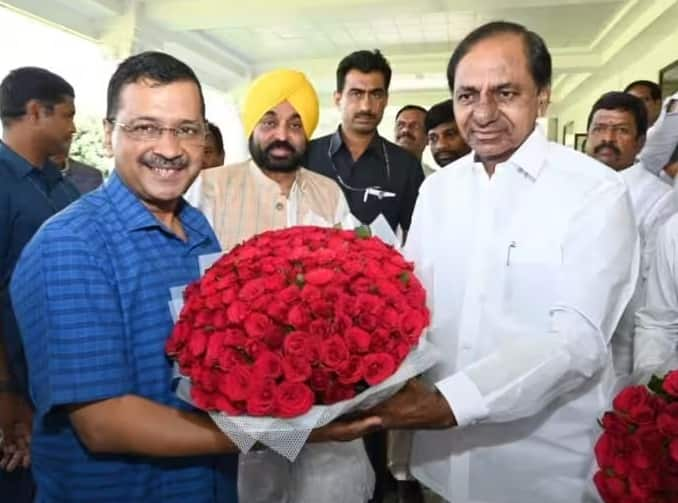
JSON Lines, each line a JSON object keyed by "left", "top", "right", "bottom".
{"left": 640, "top": 92, "right": 678, "bottom": 178}
{"left": 405, "top": 127, "right": 639, "bottom": 503}
{"left": 612, "top": 164, "right": 677, "bottom": 374}
{"left": 634, "top": 213, "right": 678, "bottom": 375}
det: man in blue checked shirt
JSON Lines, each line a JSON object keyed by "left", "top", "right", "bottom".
{"left": 9, "top": 51, "right": 378, "bottom": 503}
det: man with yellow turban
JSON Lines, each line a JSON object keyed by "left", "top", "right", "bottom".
{"left": 192, "top": 70, "right": 373, "bottom": 503}
{"left": 193, "top": 69, "right": 354, "bottom": 252}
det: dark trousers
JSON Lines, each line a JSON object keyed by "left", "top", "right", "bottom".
{"left": 0, "top": 467, "right": 34, "bottom": 503}
{"left": 365, "top": 430, "right": 395, "bottom": 503}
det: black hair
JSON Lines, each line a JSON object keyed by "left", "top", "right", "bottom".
{"left": 206, "top": 121, "right": 224, "bottom": 154}
{"left": 395, "top": 105, "right": 427, "bottom": 121}
{"left": 106, "top": 51, "right": 205, "bottom": 120}
{"left": 447, "top": 21, "right": 551, "bottom": 94}
{"left": 587, "top": 91, "right": 648, "bottom": 138}
{"left": 624, "top": 80, "right": 661, "bottom": 101}
{"left": 0, "top": 66, "right": 74, "bottom": 127}
{"left": 336, "top": 49, "right": 392, "bottom": 92}
{"left": 425, "top": 99, "right": 455, "bottom": 132}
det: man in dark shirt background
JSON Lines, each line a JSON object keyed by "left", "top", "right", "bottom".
{"left": 0, "top": 66, "right": 79, "bottom": 502}
{"left": 305, "top": 49, "right": 424, "bottom": 237}
{"left": 50, "top": 138, "right": 104, "bottom": 194}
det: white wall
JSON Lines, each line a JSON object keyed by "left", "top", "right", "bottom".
{"left": 552, "top": 2, "right": 678, "bottom": 143}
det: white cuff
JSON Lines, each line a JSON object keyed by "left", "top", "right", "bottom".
{"left": 435, "top": 371, "right": 489, "bottom": 427}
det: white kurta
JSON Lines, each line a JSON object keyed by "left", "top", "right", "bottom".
{"left": 405, "top": 127, "right": 639, "bottom": 503}
{"left": 634, "top": 213, "right": 678, "bottom": 375}
{"left": 612, "top": 164, "right": 677, "bottom": 374}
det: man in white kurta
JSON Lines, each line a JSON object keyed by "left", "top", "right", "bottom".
{"left": 365, "top": 21, "right": 639, "bottom": 503}
{"left": 584, "top": 91, "right": 678, "bottom": 375}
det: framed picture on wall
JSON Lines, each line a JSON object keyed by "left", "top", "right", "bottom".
{"left": 659, "top": 59, "right": 678, "bottom": 98}
{"left": 574, "top": 133, "right": 587, "bottom": 152}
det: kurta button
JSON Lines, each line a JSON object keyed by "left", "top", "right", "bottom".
{"left": 275, "top": 202, "right": 284, "bottom": 210}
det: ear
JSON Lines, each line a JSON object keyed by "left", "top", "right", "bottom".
{"left": 537, "top": 87, "right": 551, "bottom": 117}
{"left": 333, "top": 91, "right": 342, "bottom": 108}
{"left": 24, "top": 99, "right": 42, "bottom": 124}
{"left": 102, "top": 118, "right": 114, "bottom": 158}
{"left": 637, "top": 134, "right": 646, "bottom": 153}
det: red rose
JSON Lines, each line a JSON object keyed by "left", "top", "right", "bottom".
{"left": 305, "top": 268, "right": 336, "bottom": 286}
{"left": 613, "top": 385, "right": 651, "bottom": 416}
{"left": 287, "top": 304, "right": 311, "bottom": 330}
{"left": 188, "top": 328, "right": 208, "bottom": 357}
{"left": 401, "top": 309, "right": 428, "bottom": 344}
{"left": 203, "top": 331, "right": 225, "bottom": 367}
{"left": 350, "top": 277, "right": 372, "bottom": 294}
{"left": 307, "top": 299, "right": 333, "bottom": 318}
{"left": 282, "top": 355, "right": 312, "bottom": 383}
{"left": 226, "top": 301, "right": 249, "bottom": 324}
{"left": 631, "top": 424, "right": 665, "bottom": 469}
{"left": 166, "top": 321, "right": 190, "bottom": 355}
{"left": 200, "top": 278, "right": 219, "bottom": 297}
{"left": 250, "top": 293, "right": 274, "bottom": 312}
{"left": 657, "top": 403, "right": 678, "bottom": 436}
{"left": 246, "top": 379, "right": 277, "bottom": 416}
{"left": 263, "top": 274, "right": 287, "bottom": 292}
{"left": 382, "top": 307, "right": 402, "bottom": 330}
{"left": 220, "top": 288, "right": 237, "bottom": 305}
{"left": 265, "top": 300, "right": 289, "bottom": 323}
{"left": 217, "top": 347, "right": 244, "bottom": 371}
{"left": 308, "top": 319, "right": 331, "bottom": 339}
{"left": 211, "top": 310, "right": 228, "bottom": 330}
{"left": 628, "top": 469, "right": 661, "bottom": 500}
{"left": 309, "top": 368, "right": 331, "bottom": 392}
{"left": 204, "top": 293, "right": 222, "bottom": 310}
{"left": 223, "top": 328, "right": 247, "bottom": 347}
{"left": 346, "top": 327, "right": 371, "bottom": 354}
{"left": 238, "top": 278, "right": 267, "bottom": 302}
{"left": 320, "top": 336, "right": 350, "bottom": 370}
{"left": 193, "top": 309, "right": 213, "bottom": 328}
{"left": 369, "top": 329, "right": 390, "bottom": 353}
{"left": 300, "top": 285, "right": 322, "bottom": 303}
{"left": 355, "top": 293, "right": 384, "bottom": 315}
{"left": 670, "top": 439, "right": 678, "bottom": 463}
{"left": 262, "top": 327, "right": 286, "bottom": 350}
{"left": 337, "top": 356, "right": 364, "bottom": 385}
{"left": 244, "top": 312, "right": 274, "bottom": 339}
{"left": 219, "top": 364, "right": 252, "bottom": 402}
{"left": 279, "top": 285, "right": 301, "bottom": 304}
{"left": 252, "top": 351, "right": 283, "bottom": 379}
{"left": 215, "top": 394, "right": 243, "bottom": 415}
{"left": 357, "top": 313, "right": 378, "bottom": 332}
{"left": 593, "top": 470, "right": 628, "bottom": 502}
{"left": 216, "top": 272, "right": 238, "bottom": 290}
{"left": 191, "top": 385, "right": 217, "bottom": 411}
{"left": 283, "top": 331, "right": 310, "bottom": 357}
{"left": 323, "top": 381, "right": 356, "bottom": 404}
{"left": 601, "top": 411, "right": 632, "bottom": 436}
{"left": 663, "top": 371, "right": 678, "bottom": 398}
{"left": 275, "top": 381, "right": 314, "bottom": 418}
{"left": 363, "top": 353, "right": 396, "bottom": 385}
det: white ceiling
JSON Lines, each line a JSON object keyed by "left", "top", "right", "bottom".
{"left": 2, "top": 0, "right": 677, "bottom": 108}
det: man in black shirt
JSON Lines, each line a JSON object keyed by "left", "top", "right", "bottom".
{"left": 305, "top": 50, "right": 424, "bottom": 236}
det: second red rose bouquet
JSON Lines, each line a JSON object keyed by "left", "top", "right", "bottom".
{"left": 166, "top": 226, "right": 439, "bottom": 460}
{"left": 593, "top": 371, "right": 678, "bottom": 502}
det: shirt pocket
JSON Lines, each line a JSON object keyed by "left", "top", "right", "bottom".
{"left": 503, "top": 240, "right": 563, "bottom": 329}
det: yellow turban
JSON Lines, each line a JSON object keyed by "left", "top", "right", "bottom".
{"left": 242, "top": 69, "right": 319, "bottom": 139}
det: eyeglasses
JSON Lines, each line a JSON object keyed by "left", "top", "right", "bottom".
{"left": 107, "top": 119, "right": 207, "bottom": 144}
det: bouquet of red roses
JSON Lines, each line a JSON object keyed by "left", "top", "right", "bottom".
{"left": 593, "top": 371, "right": 678, "bottom": 502}
{"left": 166, "top": 226, "right": 438, "bottom": 460}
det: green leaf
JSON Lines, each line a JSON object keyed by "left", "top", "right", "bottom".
{"left": 648, "top": 374, "right": 665, "bottom": 395}
{"left": 355, "top": 225, "right": 372, "bottom": 239}
{"left": 398, "top": 271, "right": 410, "bottom": 286}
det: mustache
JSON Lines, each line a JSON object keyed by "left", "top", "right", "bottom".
{"left": 265, "top": 140, "right": 297, "bottom": 155}
{"left": 593, "top": 141, "right": 621, "bottom": 156}
{"left": 355, "top": 112, "right": 376, "bottom": 120}
{"left": 397, "top": 132, "right": 415, "bottom": 141}
{"left": 142, "top": 152, "right": 189, "bottom": 169}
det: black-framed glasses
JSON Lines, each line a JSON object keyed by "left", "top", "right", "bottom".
{"left": 107, "top": 119, "right": 207, "bottom": 144}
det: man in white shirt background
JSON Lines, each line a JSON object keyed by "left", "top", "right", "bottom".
{"left": 624, "top": 80, "right": 662, "bottom": 128}
{"left": 585, "top": 91, "right": 678, "bottom": 376}
{"left": 362, "top": 20, "right": 639, "bottom": 503}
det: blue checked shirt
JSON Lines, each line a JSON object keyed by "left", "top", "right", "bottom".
{"left": 10, "top": 171, "right": 237, "bottom": 502}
